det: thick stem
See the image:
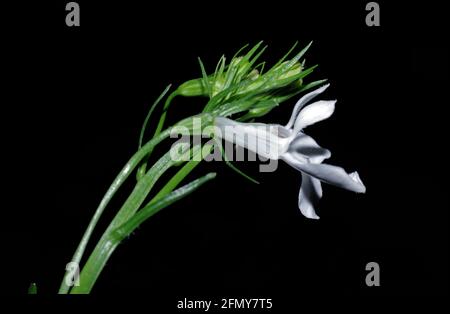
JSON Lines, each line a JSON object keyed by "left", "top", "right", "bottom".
{"left": 69, "top": 236, "right": 119, "bottom": 294}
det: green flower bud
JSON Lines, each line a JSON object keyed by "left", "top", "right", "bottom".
{"left": 247, "top": 106, "right": 273, "bottom": 118}
{"left": 229, "top": 56, "right": 255, "bottom": 81}
{"left": 211, "top": 75, "right": 226, "bottom": 97}
{"left": 177, "top": 78, "right": 206, "bottom": 97}
{"left": 177, "top": 75, "right": 227, "bottom": 98}
{"left": 247, "top": 69, "right": 260, "bottom": 80}
{"left": 278, "top": 62, "right": 303, "bottom": 80}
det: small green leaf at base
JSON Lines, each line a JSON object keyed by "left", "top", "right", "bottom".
{"left": 28, "top": 282, "right": 37, "bottom": 294}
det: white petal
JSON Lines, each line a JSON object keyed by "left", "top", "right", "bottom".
{"left": 298, "top": 173, "right": 322, "bottom": 219}
{"left": 282, "top": 153, "right": 366, "bottom": 193}
{"left": 214, "top": 117, "right": 289, "bottom": 159}
{"left": 285, "top": 83, "right": 330, "bottom": 129}
{"left": 293, "top": 100, "right": 336, "bottom": 134}
{"left": 287, "top": 132, "right": 331, "bottom": 164}
{"left": 349, "top": 171, "right": 365, "bottom": 187}
{"left": 272, "top": 125, "right": 292, "bottom": 138}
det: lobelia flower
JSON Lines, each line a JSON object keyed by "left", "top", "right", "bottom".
{"left": 214, "top": 84, "right": 366, "bottom": 219}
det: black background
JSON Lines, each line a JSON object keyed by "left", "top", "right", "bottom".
{"left": 2, "top": 0, "right": 449, "bottom": 306}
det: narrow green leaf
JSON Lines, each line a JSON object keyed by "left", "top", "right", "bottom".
{"left": 297, "top": 79, "right": 328, "bottom": 93}
{"left": 234, "top": 41, "right": 264, "bottom": 80}
{"left": 231, "top": 43, "right": 250, "bottom": 61}
{"left": 198, "top": 57, "right": 212, "bottom": 98}
{"left": 273, "top": 41, "right": 299, "bottom": 68}
{"left": 237, "top": 99, "right": 279, "bottom": 121}
{"left": 28, "top": 282, "right": 37, "bottom": 294}
{"left": 203, "top": 77, "right": 259, "bottom": 112}
{"left": 247, "top": 45, "right": 267, "bottom": 71}
{"left": 215, "top": 140, "right": 259, "bottom": 184}
{"left": 284, "top": 41, "right": 313, "bottom": 70}
{"left": 242, "top": 41, "right": 264, "bottom": 63}
{"left": 148, "top": 145, "right": 209, "bottom": 204}
{"left": 254, "top": 61, "right": 266, "bottom": 74}
{"left": 212, "top": 94, "right": 257, "bottom": 117}
{"left": 213, "top": 55, "right": 226, "bottom": 83}
{"left": 137, "top": 90, "right": 179, "bottom": 180}
{"left": 111, "top": 146, "right": 193, "bottom": 229}
{"left": 138, "top": 84, "right": 172, "bottom": 149}
{"left": 113, "top": 173, "right": 217, "bottom": 242}
{"left": 223, "top": 62, "right": 239, "bottom": 92}
{"left": 267, "top": 64, "right": 318, "bottom": 90}
{"left": 274, "top": 78, "right": 327, "bottom": 103}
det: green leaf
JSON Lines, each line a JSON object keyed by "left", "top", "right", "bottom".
{"left": 273, "top": 79, "right": 328, "bottom": 104}
{"left": 247, "top": 45, "right": 267, "bottom": 73}
{"left": 234, "top": 41, "right": 265, "bottom": 81}
{"left": 137, "top": 89, "right": 179, "bottom": 180}
{"left": 273, "top": 41, "right": 299, "bottom": 68}
{"left": 213, "top": 55, "right": 226, "bottom": 83}
{"left": 284, "top": 41, "right": 312, "bottom": 70}
{"left": 198, "top": 57, "right": 212, "bottom": 98}
{"left": 297, "top": 79, "right": 328, "bottom": 93}
{"left": 112, "top": 173, "right": 217, "bottom": 242}
{"left": 262, "top": 41, "right": 312, "bottom": 86}
{"left": 203, "top": 77, "right": 259, "bottom": 113}
{"left": 28, "top": 282, "right": 37, "bottom": 294}
{"left": 242, "top": 41, "right": 264, "bottom": 63}
{"left": 212, "top": 94, "right": 258, "bottom": 117}
{"left": 215, "top": 140, "right": 259, "bottom": 184}
{"left": 138, "top": 84, "right": 172, "bottom": 149}
{"left": 231, "top": 43, "right": 250, "bottom": 61}
{"left": 267, "top": 64, "right": 318, "bottom": 90}
{"left": 237, "top": 99, "right": 279, "bottom": 121}
{"left": 257, "top": 62, "right": 266, "bottom": 74}
{"left": 148, "top": 145, "right": 209, "bottom": 205}
{"left": 111, "top": 146, "right": 193, "bottom": 229}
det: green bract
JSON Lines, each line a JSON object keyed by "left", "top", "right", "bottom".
{"left": 177, "top": 41, "right": 324, "bottom": 120}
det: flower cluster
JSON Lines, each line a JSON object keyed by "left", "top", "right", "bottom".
{"left": 176, "top": 41, "right": 325, "bottom": 120}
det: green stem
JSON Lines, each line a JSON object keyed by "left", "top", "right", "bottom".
{"left": 114, "top": 173, "right": 217, "bottom": 242}
{"left": 71, "top": 172, "right": 216, "bottom": 295}
{"left": 65, "top": 114, "right": 213, "bottom": 293}
{"left": 58, "top": 128, "right": 171, "bottom": 294}
{"left": 70, "top": 146, "right": 193, "bottom": 293}
{"left": 148, "top": 144, "right": 212, "bottom": 204}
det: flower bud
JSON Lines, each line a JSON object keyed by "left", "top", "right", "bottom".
{"left": 279, "top": 62, "right": 302, "bottom": 80}
{"left": 177, "top": 78, "right": 206, "bottom": 97}
{"left": 211, "top": 75, "right": 226, "bottom": 97}
{"left": 177, "top": 75, "right": 228, "bottom": 98}
{"left": 247, "top": 106, "right": 273, "bottom": 118}
{"left": 247, "top": 69, "right": 260, "bottom": 80}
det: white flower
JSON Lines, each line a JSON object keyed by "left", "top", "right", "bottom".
{"left": 214, "top": 84, "right": 366, "bottom": 219}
